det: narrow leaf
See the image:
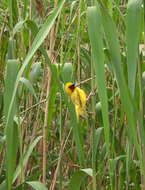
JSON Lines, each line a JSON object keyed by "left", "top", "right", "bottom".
{"left": 4, "top": 59, "right": 19, "bottom": 190}
{"left": 126, "top": 0, "right": 142, "bottom": 96}
{"left": 87, "top": 5, "right": 110, "bottom": 147}
{"left": 27, "top": 181, "right": 47, "bottom": 190}
{"left": 19, "top": 77, "right": 38, "bottom": 100}
{"left": 13, "top": 136, "right": 42, "bottom": 183}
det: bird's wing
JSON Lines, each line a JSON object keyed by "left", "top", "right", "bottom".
{"left": 76, "top": 88, "right": 83, "bottom": 107}
{"left": 70, "top": 88, "right": 81, "bottom": 106}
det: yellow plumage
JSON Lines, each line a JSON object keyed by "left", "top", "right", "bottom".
{"left": 65, "top": 82, "right": 87, "bottom": 118}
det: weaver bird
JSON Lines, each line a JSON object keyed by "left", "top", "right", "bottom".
{"left": 65, "top": 82, "right": 87, "bottom": 118}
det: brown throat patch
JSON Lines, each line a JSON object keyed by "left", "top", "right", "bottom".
{"left": 69, "top": 84, "right": 75, "bottom": 91}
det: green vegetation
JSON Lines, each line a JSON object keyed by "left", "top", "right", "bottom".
{"left": 0, "top": 0, "right": 145, "bottom": 189}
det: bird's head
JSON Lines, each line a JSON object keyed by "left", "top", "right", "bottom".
{"left": 65, "top": 82, "right": 75, "bottom": 95}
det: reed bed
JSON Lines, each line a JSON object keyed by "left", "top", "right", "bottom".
{"left": 0, "top": 0, "right": 145, "bottom": 189}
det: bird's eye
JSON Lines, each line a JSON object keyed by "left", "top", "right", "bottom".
{"left": 69, "top": 84, "right": 75, "bottom": 90}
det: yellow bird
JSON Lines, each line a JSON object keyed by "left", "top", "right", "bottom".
{"left": 65, "top": 82, "right": 87, "bottom": 118}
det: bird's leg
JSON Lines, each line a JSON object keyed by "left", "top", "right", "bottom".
{"left": 87, "top": 111, "right": 95, "bottom": 115}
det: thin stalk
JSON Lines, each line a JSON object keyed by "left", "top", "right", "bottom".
{"left": 91, "top": 58, "right": 97, "bottom": 190}
{"left": 126, "top": 143, "right": 131, "bottom": 190}
{"left": 17, "top": 114, "right": 24, "bottom": 185}
{"left": 138, "top": 55, "right": 145, "bottom": 186}
{"left": 76, "top": 0, "right": 83, "bottom": 83}
{"left": 59, "top": 93, "right": 62, "bottom": 190}
{"left": 42, "top": 68, "right": 51, "bottom": 183}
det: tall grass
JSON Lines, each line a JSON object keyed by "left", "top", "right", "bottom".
{"left": 0, "top": 0, "right": 144, "bottom": 189}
